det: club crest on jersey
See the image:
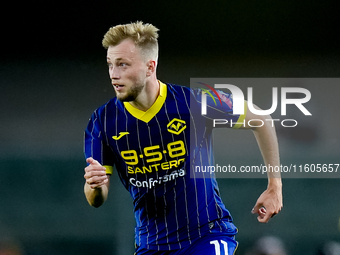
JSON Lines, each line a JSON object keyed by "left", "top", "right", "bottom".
{"left": 167, "top": 118, "right": 186, "bottom": 135}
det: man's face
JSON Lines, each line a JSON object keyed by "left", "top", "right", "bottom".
{"left": 106, "top": 39, "right": 148, "bottom": 102}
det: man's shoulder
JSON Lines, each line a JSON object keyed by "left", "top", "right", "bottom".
{"left": 165, "top": 82, "right": 190, "bottom": 90}
{"left": 92, "top": 97, "right": 121, "bottom": 116}
{"left": 164, "top": 82, "right": 193, "bottom": 97}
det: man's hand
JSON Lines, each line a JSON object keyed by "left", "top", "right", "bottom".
{"left": 84, "top": 157, "right": 108, "bottom": 189}
{"left": 251, "top": 183, "right": 283, "bottom": 223}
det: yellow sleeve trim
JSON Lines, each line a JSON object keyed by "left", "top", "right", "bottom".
{"left": 232, "top": 100, "right": 247, "bottom": 129}
{"left": 123, "top": 81, "right": 167, "bottom": 123}
{"left": 103, "top": 165, "right": 113, "bottom": 175}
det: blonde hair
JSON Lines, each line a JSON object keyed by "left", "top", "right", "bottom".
{"left": 102, "top": 21, "right": 159, "bottom": 62}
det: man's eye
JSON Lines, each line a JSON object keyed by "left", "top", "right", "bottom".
{"left": 120, "top": 63, "right": 127, "bottom": 67}
{"left": 107, "top": 63, "right": 112, "bottom": 67}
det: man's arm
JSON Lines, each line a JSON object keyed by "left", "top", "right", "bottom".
{"left": 84, "top": 157, "right": 110, "bottom": 208}
{"left": 240, "top": 103, "right": 283, "bottom": 223}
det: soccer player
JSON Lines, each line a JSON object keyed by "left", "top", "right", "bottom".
{"left": 84, "top": 22, "right": 283, "bottom": 255}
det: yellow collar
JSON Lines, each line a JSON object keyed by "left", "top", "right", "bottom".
{"left": 123, "top": 81, "right": 167, "bottom": 123}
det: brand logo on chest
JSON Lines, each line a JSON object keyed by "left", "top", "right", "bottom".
{"left": 112, "top": 132, "right": 130, "bottom": 140}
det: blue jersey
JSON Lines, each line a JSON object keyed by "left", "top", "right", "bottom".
{"left": 84, "top": 81, "right": 245, "bottom": 251}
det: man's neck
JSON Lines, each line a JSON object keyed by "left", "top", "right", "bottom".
{"left": 129, "top": 77, "right": 160, "bottom": 111}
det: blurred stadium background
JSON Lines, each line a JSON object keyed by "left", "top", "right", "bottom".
{"left": 1, "top": 1, "right": 340, "bottom": 254}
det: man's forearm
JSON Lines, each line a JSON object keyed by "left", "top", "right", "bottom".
{"left": 252, "top": 115, "right": 282, "bottom": 185}
{"left": 243, "top": 105, "right": 283, "bottom": 221}
{"left": 84, "top": 182, "right": 109, "bottom": 208}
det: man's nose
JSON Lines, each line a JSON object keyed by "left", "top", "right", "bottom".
{"left": 109, "top": 67, "right": 120, "bottom": 79}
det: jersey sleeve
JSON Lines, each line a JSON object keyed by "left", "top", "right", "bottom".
{"left": 192, "top": 88, "right": 247, "bottom": 129}
{"left": 84, "top": 110, "right": 115, "bottom": 175}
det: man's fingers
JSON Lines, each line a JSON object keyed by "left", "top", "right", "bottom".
{"left": 86, "top": 157, "right": 103, "bottom": 166}
{"left": 84, "top": 170, "right": 107, "bottom": 178}
{"left": 257, "top": 215, "right": 269, "bottom": 223}
{"left": 87, "top": 176, "right": 107, "bottom": 185}
{"left": 251, "top": 205, "right": 274, "bottom": 223}
{"left": 86, "top": 157, "right": 94, "bottom": 164}
{"left": 86, "top": 175, "right": 108, "bottom": 186}
{"left": 257, "top": 208, "right": 280, "bottom": 223}
{"left": 258, "top": 210, "right": 276, "bottom": 223}
{"left": 251, "top": 203, "right": 262, "bottom": 214}
{"left": 85, "top": 158, "right": 106, "bottom": 173}
{"left": 84, "top": 158, "right": 109, "bottom": 189}
{"left": 89, "top": 178, "right": 109, "bottom": 189}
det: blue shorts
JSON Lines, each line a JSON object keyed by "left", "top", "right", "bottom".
{"left": 135, "top": 233, "right": 238, "bottom": 255}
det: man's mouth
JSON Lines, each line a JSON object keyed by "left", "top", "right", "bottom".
{"left": 113, "top": 84, "right": 125, "bottom": 91}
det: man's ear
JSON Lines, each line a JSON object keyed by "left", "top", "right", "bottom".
{"left": 146, "top": 60, "right": 156, "bottom": 76}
